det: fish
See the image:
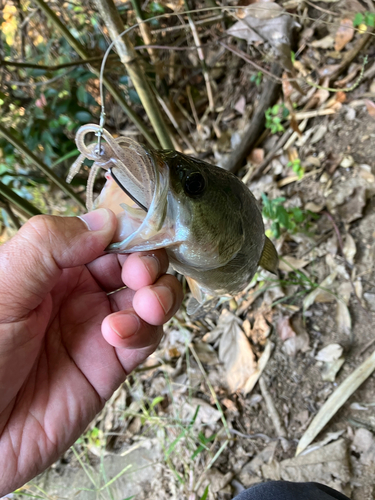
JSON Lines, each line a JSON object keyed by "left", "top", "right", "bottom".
{"left": 68, "top": 124, "right": 278, "bottom": 314}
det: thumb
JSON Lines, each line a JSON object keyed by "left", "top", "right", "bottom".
{"left": 0, "top": 208, "right": 117, "bottom": 317}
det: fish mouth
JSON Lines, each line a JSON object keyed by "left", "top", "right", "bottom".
{"left": 105, "top": 147, "right": 173, "bottom": 253}
{"left": 109, "top": 166, "right": 148, "bottom": 213}
{"left": 68, "top": 124, "right": 173, "bottom": 253}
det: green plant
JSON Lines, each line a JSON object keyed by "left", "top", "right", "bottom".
{"left": 250, "top": 71, "right": 263, "bottom": 86}
{"left": 261, "top": 194, "right": 318, "bottom": 238}
{"left": 287, "top": 158, "right": 304, "bottom": 179}
{"left": 353, "top": 11, "right": 375, "bottom": 28}
{"left": 265, "top": 104, "right": 289, "bottom": 134}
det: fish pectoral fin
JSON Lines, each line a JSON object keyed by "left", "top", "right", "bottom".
{"left": 259, "top": 236, "right": 278, "bottom": 274}
{"left": 185, "top": 276, "right": 204, "bottom": 303}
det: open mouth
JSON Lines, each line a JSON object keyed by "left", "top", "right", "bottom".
{"left": 68, "top": 124, "right": 172, "bottom": 253}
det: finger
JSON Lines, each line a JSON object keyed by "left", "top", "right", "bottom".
{"left": 121, "top": 250, "right": 169, "bottom": 290}
{"left": 0, "top": 209, "right": 117, "bottom": 317}
{"left": 133, "top": 274, "right": 183, "bottom": 326}
{"left": 102, "top": 310, "right": 164, "bottom": 374}
{"left": 87, "top": 253, "right": 125, "bottom": 292}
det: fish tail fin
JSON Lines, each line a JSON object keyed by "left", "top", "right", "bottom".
{"left": 259, "top": 236, "right": 278, "bottom": 274}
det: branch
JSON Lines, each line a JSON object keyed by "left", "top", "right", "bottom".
{"left": 0, "top": 54, "right": 118, "bottom": 71}
{"left": 0, "top": 180, "right": 42, "bottom": 218}
{"left": 32, "top": 0, "right": 159, "bottom": 149}
{"left": 0, "top": 123, "right": 85, "bottom": 208}
{"left": 93, "top": 0, "right": 173, "bottom": 149}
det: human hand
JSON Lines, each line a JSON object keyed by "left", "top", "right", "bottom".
{"left": 0, "top": 209, "right": 183, "bottom": 495}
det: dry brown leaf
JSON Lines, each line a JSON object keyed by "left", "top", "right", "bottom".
{"left": 334, "top": 18, "right": 354, "bottom": 51}
{"left": 282, "top": 329, "right": 309, "bottom": 357}
{"left": 227, "top": 3, "right": 298, "bottom": 72}
{"left": 316, "top": 344, "right": 343, "bottom": 362}
{"left": 321, "top": 358, "right": 345, "bottom": 382}
{"left": 364, "top": 99, "right": 375, "bottom": 119}
{"left": 343, "top": 234, "right": 356, "bottom": 264}
{"left": 234, "top": 95, "right": 246, "bottom": 115}
{"left": 303, "top": 272, "right": 337, "bottom": 311}
{"left": 262, "top": 439, "right": 350, "bottom": 487}
{"left": 248, "top": 148, "right": 265, "bottom": 165}
{"left": 277, "top": 316, "right": 296, "bottom": 341}
{"left": 352, "top": 428, "right": 375, "bottom": 466}
{"left": 279, "top": 255, "right": 309, "bottom": 271}
{"left": 216, "top": 310, "right": 258, "bottom": 393}
{"left": 311, "top": 35, "right": 335, "bottom": 49}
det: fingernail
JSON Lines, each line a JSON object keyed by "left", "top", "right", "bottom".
{"left": 140, "top": 255, "right": 160, "bottom": 278}
{"left": 112, "top": 313, "right": 140, "bottom": 339}
{"left": 79, "top": 208, "right": 111, "bottom": 231}
{"left": 152, "top": 285, "right": 174, "bottom": 315}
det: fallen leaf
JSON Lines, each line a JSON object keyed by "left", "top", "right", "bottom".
{"left": 321, "top": 357, "right": 345, "bottom": 382}
{"left": 263, "top": 439, "right": 350, "bottom": 486}
{"left": 277, "top": 315, "right": 296, "bottom": 341}
{"left": 364, "top": 293, "right": 375, "bottom": 312}
{"left": 234, "top": 95, "right": 246, "bottom": 115}
{"left": 282, "top": 329, "right": 309, "bottom": 357}
{"left": 248, "top": 148, "right": 264, "bottom": 165}
{"left": 340, "top": 155, "right": 354, "bottom": 168}
{"left": 215, "top": 310, "right": 258, "bottom": 393}
{"left": 303, "top": 272, "right": 337, "bottom": 311}
{"left": 227, "top": 3, "right": 298, "bottom": 72}
{"left": 334, "top": 18, "right": 354, "bottom": 51}
{"left": 297, "top": 350, "right": 375, "bottom": 456}
{"left": 316, "top": 343, "right": 343, "bottom": 362}
{"left": 343, "top": 234, "right": 356, "bottom": 264}
{"left": 352, "top": 428, "right": 375, "bottom": 466}
{"left": 279, "top": 255, "right": 310, "bottom": 271}
{"left": 311, "top": 35, "right": 335, "bottom": 49}
{"left": 364, "top": 99, "right": 375, "bottom": 119}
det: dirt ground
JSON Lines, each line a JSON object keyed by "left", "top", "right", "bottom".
{"left": 8, "top": 2, "right": 375, "bottom": 500}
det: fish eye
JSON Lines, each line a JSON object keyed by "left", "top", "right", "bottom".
{"left": 184, "top": 172, "right": 206, "bottom": 197}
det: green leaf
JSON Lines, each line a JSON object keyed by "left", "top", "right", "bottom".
{"left": 75, "top": 111, "right": 92, "bottom": 122}
{"left": 150, "top": 396, "right": 164, "bottom": 410}
{"left": 199, "top": 486, "right": 209, "bottom": 500}
{"left": 365, "top": 12, "right": 375, "bottom": 27}
{"left": 76, "top": 85, "right": 87, "bottom": 104}
{"left": 353, "top": 12, "right": 364, "bottom": 26}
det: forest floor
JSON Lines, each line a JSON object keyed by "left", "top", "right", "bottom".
{"left": 6, "top": 1, "right": 375, "bottom": 499}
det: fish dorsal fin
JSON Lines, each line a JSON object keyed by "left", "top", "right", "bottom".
{"left": 259, "top": 236, "right": 278, "bottom": 274}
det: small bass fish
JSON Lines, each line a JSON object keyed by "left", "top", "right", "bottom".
{"left": 68, "top": 125, "right": 278, "bottom": 313}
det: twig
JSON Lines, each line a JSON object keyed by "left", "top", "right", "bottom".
{"left": 0, "top": 199, "right": 22, "bottom": 228}
{"left": 224, "top": 63, "right": 282, "bottom": 173}
{"left": 93, "top": 0, "right": 173, "bottom": 149}
{"left": 0, "top": 123, "right": 84, "bottom": 208}
{"left": 184, "top": 0, "right": 214, "bottom": 111}
{"left": 218, "top": 40, "right": 282, "bottom": 83}
{"left": 0, "top": 180, "right": 41, "bottom": 217}
{"left": 296, "top": 349, "right": 375, "bottom": 455}
{"left": 230, "top": 428, "right": 273, "bottom": 442}
{"left": 259, "top": 377, "right": 287, "bottom": 438}
{"left": 0, "top": 54, "right": 118, "bottom": 71}
{"left": 32, "top": 0, "right": 158, "bottom": 149}
{"left": 326, "top": 31, "right": 373, "bottom": 83}
{"left": 304, "top": 0, "right": 339, "bottom": 17}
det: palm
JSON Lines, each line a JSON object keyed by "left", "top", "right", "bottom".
{"left": 0, "top": 255, "right": 164, "bottom": 488}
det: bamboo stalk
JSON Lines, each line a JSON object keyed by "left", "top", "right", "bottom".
{"left": 0, "top": 180, "right": 42, "bottom": 217}
{"left": 32, "top": 0, "right": 158, "bottom": 149}
{"left": 93, "top": 0, "right": 174, "bottom": 150}
{"left": 0, "top": 123, "right": 85, "bottom": 208}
